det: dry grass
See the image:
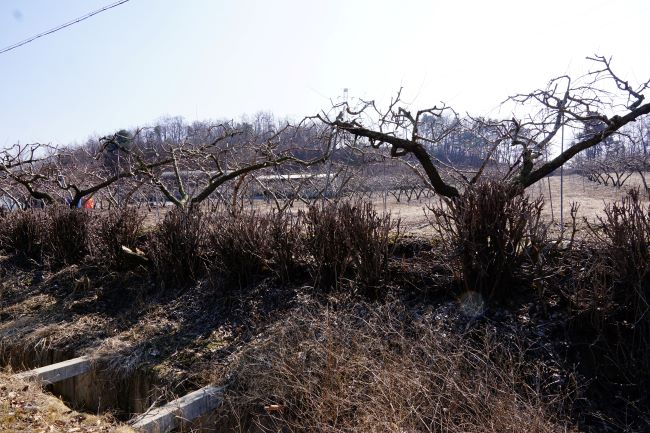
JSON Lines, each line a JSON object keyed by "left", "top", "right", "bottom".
{"left": 218, "top": 297, "right": 577, "bottom": 433}
{"left": 533, "top": 174, "right": 649, "bottom": 226}
{"left": 3, "top": 177, "right": 649, "bottom": 431}
{"left": 0, "top": 370, "right": 134, "bottom": 433}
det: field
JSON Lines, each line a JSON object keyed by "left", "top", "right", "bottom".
{"left": 1, "top": 174, "right": 649, "bottom": 432}
{"left": 3, "top": 2, "right": 649, "bottom": 431}
{"left": 203, "top": 173, "right": 650, "bottom": 234}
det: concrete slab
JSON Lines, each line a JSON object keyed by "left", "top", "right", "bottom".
{"left": 15, "top": 355, "right": 92, "bottom": 384}
{"left": 131, "top": 385, "right": 223, "bottom": 433}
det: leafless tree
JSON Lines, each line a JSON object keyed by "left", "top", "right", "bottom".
{"left": 0, "top": 142, "right": 59, "bottom": 207}
{"left": 0, "top": 115, "right": 334, "bottom": 211}
{"left": 318, "top": 55, "right": 650, "bottom": 199}
{"left": 624, "top": 116, "right": 650, "bottom": 191}
{"left": 127, "top": 119, "right": 333, "bottom": 209}
{"left": 572, "top": 115, "right": 650, "bottom": 190}
{"left": 0, "top": 133, "right": 175, "bottom": 208}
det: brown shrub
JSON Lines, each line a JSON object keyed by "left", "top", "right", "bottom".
{"left": 206, "top": 208, "right": 308, "bottom": 288}
{"left": 219, "top": 299, "right": 576, "bottom": 433}
{"left": 572, "top": 188, "right": 650, "bottom": 382}
{"left": 0, "top": 208, "right": 6, "bottom": 252}
{"left": 46, "top": 206, "right": 93, "bottom": 267}
{"left": 146, "top": 206, "right": 208, "bottom": 290}
{"left": 303, "top": 201, "right": 398, "bottom": 296}
{"left": 95, "top": 207, "right": 145, "bottom": 269}
{"left": 0, "top": 207, "right": 93, "bottom": 267}
{"left": 262, "top": 210, "right": 305, "bottom": 284}
{"left": 1, "top": 209, "right": 48, "bottom": 263}
{"left": 302, "top": 203, "right": 349, "bottom": 291}
{"left": 429, "top": 180, "right": 548, "bottom": 301}
{"left": 208, "top": 210, "right": 271, "bottom": 288}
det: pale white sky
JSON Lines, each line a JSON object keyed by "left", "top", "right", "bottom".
{"left": 1, "top": 0, "right": 648, "bottom": 147}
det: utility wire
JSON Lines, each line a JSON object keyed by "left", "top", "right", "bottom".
{"left": 0, "top": 0, "right": 131, "bottom": 55}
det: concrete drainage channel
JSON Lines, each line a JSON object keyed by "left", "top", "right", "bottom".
{"left": 13, "top": 355, "right": 223, "bottom": 433}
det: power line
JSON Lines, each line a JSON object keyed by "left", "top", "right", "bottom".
{"left": 0, "top": 0, "right": 131, "bottom": 55}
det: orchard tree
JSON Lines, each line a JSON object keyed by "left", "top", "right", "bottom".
{"left": 98, "top": 118, "right": 333, "bottom": 209}
{"left": 316, "top": 55, "right": 650, "bottom": 302}
{"left": 1, "top": 116, "right": 333, "bottom": 210}
{"left": 318, "top": 55, "right": 650, "bottom": 198}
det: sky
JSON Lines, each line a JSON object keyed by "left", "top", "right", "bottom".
{"left": 1, "top": 0, "right": 649, "bottom": 148}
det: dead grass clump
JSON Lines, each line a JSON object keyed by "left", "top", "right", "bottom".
{"left": 146, "top": 206, "right": 208, "bottom": 290}
{"left": 219, "top": 299, "right": 576, "bottom": 433}
{"left": 429, "top": 180, "right": 548, "bottom": 301}
{"left": 92, "top": 337, "right": 145, "bottom": 381}
{"left": 303, "top": 201, "right": 398, "bottom": 296}
{"left": 95, "top": 207, "right": 145, "bottom": 269}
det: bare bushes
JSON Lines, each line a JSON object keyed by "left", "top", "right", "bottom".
{"left": 202, "top": 207, "right": 305, "bottom": 288}
{"left": 208, "top": 210, "right": 271, "bottom": 287}
{"left": 146, "top": 207, "right": 208, "bottom": 289}
{"left": 0, "top": 208, "right": 6, "bottom": 252}
{"left": 303, "top": 204, "right": 350, "bottom": 290}
{"left": 220, "top": 300, "right": 575, "bottom": 433}
{"left": 205, "top": 202, "right": 398, "bottom": 293}
{"left": 95, "top": 207, "right": 145, "bottom": 270}
{"left": 145, "top": 206, "right": 302, "bottom": 291}
{"left": 0, "top": 207, "right": 92, "bottom": 266}
{"left": 204, "top": 202, "right": 398, "bottom": 293}
{"left": 47, "top": 206, "right": 93, "bottom": 267}
{"left": 303, "top": 202, "right": 398, "bottom": 296}
{"left": 429, "top": 180, "right": 548, "bottom": 301}
{"left": 135, "top": 201, "right": 401, "bottom": 293}
{"left": 0, "top": 200, "right": 401, "bottom": 296}
{"left": 1, "top": 210, "right": 47, "bottom": 262}
{"left": 265, "top": 210, "right": 305, "bottom": 284}
{"left": 593, "top": 188, "right": 650, "bottom": 295}
{"left": 1, "top": 206, "right": 143, "bottom": 271}
{"left": 571, "top": 188, "right": 650, "bottom": 381}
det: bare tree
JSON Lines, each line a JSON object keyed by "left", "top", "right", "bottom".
{"left": 112, "top": 118, "right": 333, "bottom": 208}
{"left": 571, "top": 113, "right": 650, "bottom": 190}
{"left": 0, "top": 132, "right": 176, "bottom": 208}
{"left": 318, "top": 55, "right": 650, "bottom": 199}
{"left": 1, "top": 115, "right": 333, "bottom": 211}
{"left": 624, "top": 116, "right": 650, "bottom": 191}
{"left": 0, "top": 142, "right": 59, "bottom": 207}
